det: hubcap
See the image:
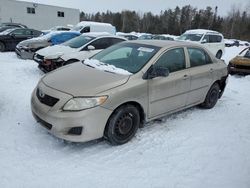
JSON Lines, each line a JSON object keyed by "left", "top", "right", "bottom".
{"left": 118, "top": 116, "right": 133, "bottom": 135}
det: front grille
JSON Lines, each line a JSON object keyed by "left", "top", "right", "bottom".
{"left": 36, "top": 88, "right": 59, "bottom": 107}
{"left": 234, "top": 64, "right": 250, "bottom": 69}
{"left": 33, "top": 112, "right": 52, "bottom": 130}
{"left": 34, "top": 54, "right": 44, "bottom": 62}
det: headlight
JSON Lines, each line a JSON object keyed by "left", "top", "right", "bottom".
{"left": 63, "top": 96, "right": 108, "bottom": 111}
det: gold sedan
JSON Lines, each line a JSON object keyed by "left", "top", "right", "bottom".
{"left": 228, "top": 47, "right": 250, "bottom": 75}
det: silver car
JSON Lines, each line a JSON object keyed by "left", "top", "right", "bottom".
{"left": 31, "top": 40, "right": 228, "bottom": 145}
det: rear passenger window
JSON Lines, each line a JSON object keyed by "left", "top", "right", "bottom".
{"left": 89, "top": 38, "right": 111, "bottom": 49}
{"left": 208, "top": 35, "right": 222, "bottom": 43}
{"left": 188, "top": 48, "right": 212, "bottom": 67}
{"left": 154, "top": 48, "right": 186, "bottom": 73}
{"left": 111, "top": 38, "right": 125, "bottom": 45}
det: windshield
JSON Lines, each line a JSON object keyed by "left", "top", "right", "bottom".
{"left": 39, "top": 32, "right": 59, "bottom": 40}
{"left": 63, "top": 35, "right": 94, "bottom": 48}
{"left": 71, "top": 25, "right": 83, "bottom": 31}
{"left": 0, "top": 28, "right": 15, "bottom": 35}
{"left": 177, "top": 33, "right": 203, "bottom": 41}
{"left": 239, "top": 47, "right": 250, "bottom": 58}
{"left": 88, "top": 42, "right": 160, "bottom": 74}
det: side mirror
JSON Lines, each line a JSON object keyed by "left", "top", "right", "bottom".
{"left": 87, "top": 45, "right": 95, "bottom": 50}
{"left": 201, "top": 39, "right": 207, "bottom": 44}
{"left": 10, "top": 33, "right": 15, "bottom": 37}
{"left": 143, "top": 65, "right": 169, "bottom": 80}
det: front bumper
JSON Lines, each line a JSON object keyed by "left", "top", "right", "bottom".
{"left": 31, "top": 82, "right": 113, "bottom": 142}
{"left": 228, "top": 64, "right": 250, "bottom": 75}
{"left": 15, "top": 47, "right": 35, "bottom": 60}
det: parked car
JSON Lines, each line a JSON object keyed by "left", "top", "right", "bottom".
{"left": 72, "top": 21, "right": 116, "bottom": 35}
{"left": 42, "top": 26, "right": 72, "bottom": 34}
{"left": 0, "top": 28, "right": 42, "bottom": 52}
{"left": 138, "top": 34, "right": 153, "bottom": 40}
{"left": 31, "top": 40, "right": 228, "bottom": 145}
{"left": 228, "top": 47, "right": 250, "bottom": 75}
{"left": 176, "top": 29, "right": 225, "bottom": 59}
{"left": 153, "top": 34, "right": 174, "bottom": 41}
{"left": 225, "top": 39, "right": 240, "bottom": 47}
{"left": 16, "top": 31, "right": 80, "bottom": 59}
{"left": 0, "top": 22, "right": 27, "bottom": 28}
{"left": 117, "top": 33, "right": 138, "bottom": 40}
{"left": 34, "top": 33, "right": 126, "bottom": 72}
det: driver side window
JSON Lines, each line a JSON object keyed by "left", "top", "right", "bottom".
{"left": 154, "top": 48, "right": 186, "bottom": 73}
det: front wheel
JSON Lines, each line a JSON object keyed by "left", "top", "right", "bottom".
{"left": 105, "top": 105, "right": 140, "bottom": 145}
{"left": 215, "top": 51, "right": 222, "bottom": 59}
{"left": 200, "top": 83, "right": 220, "bottom": 109}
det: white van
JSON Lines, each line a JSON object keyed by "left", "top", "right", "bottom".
{"left": 177, "top": 29, "right": 225, "bottom": 59}
{"left": 72, "top": 21, "right": 116, "bottom": 35}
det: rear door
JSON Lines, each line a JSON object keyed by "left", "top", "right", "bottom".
{"left": 185, "top": 47, "right": 214, "bottom": 106}
{"left": 148, "top": 47, "right": 190, "bottom": 118}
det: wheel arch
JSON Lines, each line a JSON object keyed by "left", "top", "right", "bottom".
{"left": 104, "top": 101, "right": 146, "bottom": 137}
{"left": 212, "top": 76, "right": 228, "bottom": 98}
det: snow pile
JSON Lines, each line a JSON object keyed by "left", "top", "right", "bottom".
{"left": 84, "top": 59, "right": 132, "bottom": 75}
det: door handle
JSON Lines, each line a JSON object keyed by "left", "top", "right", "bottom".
{"left": 183, "top": 75, "right": 189, "bottom": 80}
{"left": 209, "top": 68, "right": 214, "bottom": 73}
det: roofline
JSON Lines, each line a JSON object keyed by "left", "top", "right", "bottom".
{"left": 14, "top": 0, "right": 80, "bottom": 12}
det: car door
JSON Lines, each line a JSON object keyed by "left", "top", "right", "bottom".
{"left": 148, "top": 48, "right": 190, "bottom": 118}
{"left": 9, "top": 29, "right": 32, "bottom": 49}
{"left": 185, "top": 47, "right": 214, "bottom": 106}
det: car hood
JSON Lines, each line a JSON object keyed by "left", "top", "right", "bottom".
{"left": 37, "top": 45, "right": 78, "bottom": 59}
{"left": 231, "top": 56, "right": 250, "bottom": 66}
{"left": 42, "top": 62, "right": 130, "bottom": 96}
{"left": 61, "top": 50, "right": 102, "bottom": 61}
{"left": 17, "top": 38, "right": 48, "bottom": 48}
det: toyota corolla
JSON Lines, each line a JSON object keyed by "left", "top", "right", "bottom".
{"left": 31, "top": 40, "right": 228, "bottom": 145}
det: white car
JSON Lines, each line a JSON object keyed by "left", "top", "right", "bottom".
{"left": 72, "top": 21, "right": 116, "bottom": 35}
{"left": 176, "top": 29, "right": 225, "bottom": 59}
{"left": 34, "top": 33, "right": 126, "bottom": 72}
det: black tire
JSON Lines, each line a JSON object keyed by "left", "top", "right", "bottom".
{"left": 105, "top": 105, "right": 140, "bottom": 145}
{"left": 215, "top": 51, "right": 222, "bottom": 59}
{"left": 0, "top": 42, "right": 5, "bottom": 52}
{"left": 200, "top": 83, "right": 220, "bottom": 109}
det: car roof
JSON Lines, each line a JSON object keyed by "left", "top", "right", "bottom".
{"left": 125, "top": 40, "right": 202, "bottom": 48}
{"left": 81, "top": 32, "right": 127, "bottom": 40}
{"left": 184, "top": 29, "right": 222, "bottom": 35}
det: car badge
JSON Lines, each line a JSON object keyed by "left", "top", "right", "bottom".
{"left": 38, "top": 89, "right": 45, "bottom": 98}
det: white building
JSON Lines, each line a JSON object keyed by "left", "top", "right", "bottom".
{"left": 0, "top": 0, "right": 80, "bottom": 30}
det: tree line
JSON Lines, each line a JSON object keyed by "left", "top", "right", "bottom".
{"left": 80, "top": 5, "right": 250, "bottom": 40}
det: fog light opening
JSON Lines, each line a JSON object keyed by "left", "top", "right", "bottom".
{"left": 68, "top": 127, "right": 83, "bottom": 135}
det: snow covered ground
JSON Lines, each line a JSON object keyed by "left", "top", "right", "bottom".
{"left": 0, "top": 46, "right": 250, "bottom": 188}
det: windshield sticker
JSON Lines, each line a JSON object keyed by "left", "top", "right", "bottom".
{"left": 137, "top": 47, "right": 154, "bottom": 53}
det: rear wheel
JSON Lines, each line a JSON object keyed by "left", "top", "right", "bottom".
{"left": 200, "top": 83, "right": 220, "bottom": 109}
{"left": 105, "top": 105, "right": 140, "bottom": 145}
{"left": 215, "top": 51, "right": 222, "bottom": 59}
{"left": 0, "top": 42, "right": 5, "bottom": 52}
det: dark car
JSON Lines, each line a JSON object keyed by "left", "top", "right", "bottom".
{"left": 153, "top": 35, "right": 174, "bottom": 41}
{"left": 0, "top": 28, "right": 42, "bottom": 52}
{"left": 0, "top": 22, "right": 27, "bottom": 28}
{"left": 16, "top": 31, "right": 80, "bottom": 59}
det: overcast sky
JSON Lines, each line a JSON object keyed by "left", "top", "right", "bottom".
{"left": 18, "top": 0, "right": 249, "bottom": 16}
